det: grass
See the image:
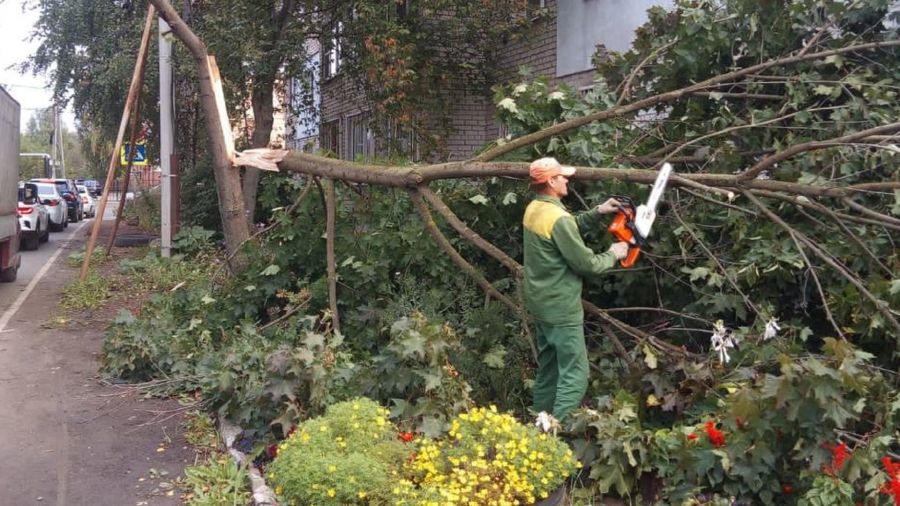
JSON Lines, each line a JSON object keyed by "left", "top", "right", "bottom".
{"left": 65, "top": 247, "right": 108, "bottom": 268}
{"left": 181, "top": 455, "right": 251, "bottom": 506}
{"left": 183, "top": 410, "right": 220, "bottom": 451}
{"left": 59, "top": 269, "right": 113, "bottom": 311}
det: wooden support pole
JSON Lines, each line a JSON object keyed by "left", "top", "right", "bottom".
{"left": 106, "top": 81, "right": 146, "bottom": 255}
{"left": 80, "top": 5, "right": 155, "bottom": 280}
{"left": 325, "top": 178, "right": 340, "bottom": 334}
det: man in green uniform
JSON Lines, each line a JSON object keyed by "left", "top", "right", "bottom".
{"left": 523, "top": 157, "right": 628, "bottom": 423}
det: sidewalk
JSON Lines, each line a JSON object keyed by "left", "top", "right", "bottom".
{"left": 0, "top": 221, "right": 193, "bottom": 505}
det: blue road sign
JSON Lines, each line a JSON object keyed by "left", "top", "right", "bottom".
{"left": 120, "top": 142, "right": 148, "bottom": 166}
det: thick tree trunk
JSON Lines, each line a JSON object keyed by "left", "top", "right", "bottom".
{"left": 241, "top": 80, "right": 276, "bottom": 226}
{"left": 149, "top": 0, "right": 250, "bottom": 269}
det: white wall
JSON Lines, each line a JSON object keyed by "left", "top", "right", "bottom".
{"left": 556, "top": 0, "right": 675, "bottom": 77}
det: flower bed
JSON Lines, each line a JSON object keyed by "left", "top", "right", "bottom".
{"left": 267, "top": 398, "right": 578, "bottom": 505}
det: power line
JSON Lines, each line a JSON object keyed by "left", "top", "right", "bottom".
{"left": 0, "top": 82, "right": 51, "bottom": 90}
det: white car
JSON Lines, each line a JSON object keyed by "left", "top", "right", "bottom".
{"left": 77, "top": 184, "right": 96, "bottom": 218}
{"left": 17, "top": 182, "right": 50, "bottom": 250}
{"left": 33, "top": 182, "right": 68, "bottom": 231}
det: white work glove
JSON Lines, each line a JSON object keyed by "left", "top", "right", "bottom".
{"left": 608, "top": 241, "right": 630, "bottom": 260}
{"left": 535, "top": 411, "right": 561, "bottom": 436}
{"left": 595, "top": 197, "right": 623, "bottom": 215}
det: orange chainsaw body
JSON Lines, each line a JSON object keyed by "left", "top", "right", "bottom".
{"left": 607, "top": 199, "right": 642, "bottom": 268}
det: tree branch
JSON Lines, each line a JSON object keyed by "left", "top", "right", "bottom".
{"left": 736, "top": 121, "right": 900, "bottom": 181}
{"left": 743, "top": 191, "right": 900, "bottom": 336}
{"left": 418, "top": 186, "right": 522, "bottom": 275}
{"left": 406, "top": 188, "right": 520, "bottom": 313}
{"left": 670, "top": 202, "right": 761, "bottom": 319}
{"left": 274, "top": 152, "right": 897, "bottom": 199}
{"left": 787, "top": 229, "right": 848, "bottom": 341}
{"left": 473, "top": 39, "right": 900, "bottom": 162}
{"left": 841, "top": 197, "right": 900, "bottom": 227}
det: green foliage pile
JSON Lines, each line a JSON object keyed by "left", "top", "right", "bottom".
{"left": 101, "top": 209, "right": 518, "bottom": 433}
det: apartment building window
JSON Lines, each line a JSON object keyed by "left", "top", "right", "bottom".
{"left": 347, "top": 114, "right": 375, "bottom": 161}
{"left": 389, "top": 121, "right": 419, "bottom": 162}
{"left": 395, "top": 0, "right": 410, "bottom": 18}
{"left": 321, "top": 120, "right": 340, "bottom": 156}
{"left": 322, "top": 21, "right": 343, "bottom": 79}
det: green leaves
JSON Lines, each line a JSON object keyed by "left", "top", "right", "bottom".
{"left": 260, "top": 264, "right": 281, "bottom": 276}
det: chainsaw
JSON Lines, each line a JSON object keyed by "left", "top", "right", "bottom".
{"left": 607, "top": 163, "right": 673, "bottom": 268}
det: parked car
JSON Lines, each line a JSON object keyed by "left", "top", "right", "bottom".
{"left": 76, "top": 184, "right": 96, "bottom": 218}
{"left": 30, "top": 177, "right": 83, "bottom": 222}
{"left": 16, "top": 183, "right": 49, "bottom": 250}
{"left": 33, "top": 182, "right": 68, "bottom": 231}
{"left": 75, "top": 178, "right": 102, "bottom": 197}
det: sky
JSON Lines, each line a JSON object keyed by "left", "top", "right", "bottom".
{"left": 0, "top": 0, "right": 75, "bottom": 131}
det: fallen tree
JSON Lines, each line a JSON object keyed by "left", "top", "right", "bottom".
{"left": 120, "top": 0, "right": 898, "bottom": 503}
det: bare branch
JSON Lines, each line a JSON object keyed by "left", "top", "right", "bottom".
{"left": 744, "top": 192, "right": 900, "bottom": 336}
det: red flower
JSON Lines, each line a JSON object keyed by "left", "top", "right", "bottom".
{"left": 266, "top": 443, "right": 278, "bottom": 459}
{"left": 398, "top": 431, "right": 415, "bottom": 442}
{"left": 881, "top": 457, "right": 900, "bottom": 506}
{"left": 704, "top": 421, "right": 726, "bottom": 448}
{"left": 823, "top": 441, "right": 850, "bottom": 476}
{"left": 687, "top": 433, "right": 698, "bottom": 441}
{"left": 782, "top": 485, "right": 793, "bottom": 494}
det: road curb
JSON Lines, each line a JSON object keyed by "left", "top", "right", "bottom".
{"left": 219, "top": 419, "right": 278, "bottom": 506}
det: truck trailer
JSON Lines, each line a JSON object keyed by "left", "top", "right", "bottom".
{"left": 0, "top": 87, "right": 21, "bottom": 282}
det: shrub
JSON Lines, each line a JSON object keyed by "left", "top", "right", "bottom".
{"left": 122, "top": 189, "right": 161, "bottom": 230}
{"left": 267, "top": 398, "right": 409, "bottom": 505}
{"left": 394, "top": 405, "right": 579, "bottom": 505}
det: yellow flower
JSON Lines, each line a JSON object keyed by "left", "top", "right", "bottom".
{"left": 327, "top": 488, "right": 336, "bottom": 497}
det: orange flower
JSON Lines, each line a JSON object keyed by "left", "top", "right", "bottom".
{"left": 823, "top": 441, "right": 849, "bottom": 476}
{"left": 398, "top": 431, "right": 415, "bottom": 442}
{"left": 881, "top": 457, "right": 900, "bottom": 506}
{"left": 704, "top": 421, "right": 726, "bottom": 448}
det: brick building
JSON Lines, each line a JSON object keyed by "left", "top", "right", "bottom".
{"left": 304, "top": 0, "right": 673, "bottom": 162}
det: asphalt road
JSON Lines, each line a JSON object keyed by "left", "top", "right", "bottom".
{"left": 0, "top": 206, "right": 194, "bottom": 505}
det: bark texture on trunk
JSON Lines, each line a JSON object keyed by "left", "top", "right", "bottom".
{"left": 149, "top": 0, "right": 250, "bottom": 269}
{"left": 241, "top": 81, "right": 276, "bottom": 226}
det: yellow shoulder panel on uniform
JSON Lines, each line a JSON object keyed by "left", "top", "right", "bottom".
{"left": 523, "top": 200, "right": 570, "bottom": 240}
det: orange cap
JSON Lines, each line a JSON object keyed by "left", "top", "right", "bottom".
{"left": 529, "top": 157, "right": 575, "bottom": 184}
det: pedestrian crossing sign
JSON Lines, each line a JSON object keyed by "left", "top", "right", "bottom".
{"left": 120, "top": 142, "right": 148, "bottom": 166}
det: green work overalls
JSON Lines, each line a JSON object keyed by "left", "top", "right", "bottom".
{"left": 523, "top": 195, "right": 616, "bottom": 420}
